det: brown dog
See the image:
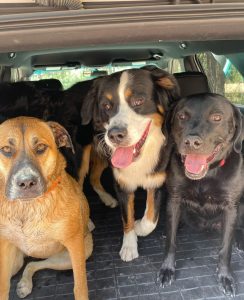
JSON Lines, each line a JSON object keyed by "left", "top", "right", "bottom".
{"left": 0, "top": 117, "right": 93, "bottom": 300}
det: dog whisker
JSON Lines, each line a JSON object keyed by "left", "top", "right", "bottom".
{"left": 95, "top": 133, "right": 112, "bottom": 158}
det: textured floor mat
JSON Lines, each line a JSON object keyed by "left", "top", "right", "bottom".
{"left": 10, "top": 182, "right": 244, "bottom": 300}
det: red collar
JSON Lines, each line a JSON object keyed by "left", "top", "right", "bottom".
{"left": 219, "top": 159, "right": 225, "bottom": 167}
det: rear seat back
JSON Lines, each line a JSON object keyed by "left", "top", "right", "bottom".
{"left": 174, "top": 71, "right": 211, "bottom": 98}
{"left": 27, "top": 79, "right": 63, "bottom": 91}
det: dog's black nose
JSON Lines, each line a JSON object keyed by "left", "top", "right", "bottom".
{"left": 108, "top": 127, "right": 127, "bottom": 144}
{"left": 16, "top": 175, "right": 38, "bottom": 190}
{"left": 184, "top": 135, "right": 203, "bottom": 149}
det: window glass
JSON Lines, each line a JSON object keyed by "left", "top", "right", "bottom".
{"left": 169, "top": 58, "right": 185, "bottom": 74}
{"left": 29, "top": 62, "right": 150, "bottom": 90}
{"left": 197, "top": 52, "right": 244, "bottom": 105}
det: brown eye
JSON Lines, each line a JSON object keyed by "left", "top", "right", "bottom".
{"left": 211, "top": 114, "right": 222, "bottom": 122}
{"left": 178, "top": 112, "right": 187, "bottom": 120}
{"left": 0, "top": 146, "right": 12, "bottom": 157}
{"left": 132, "top": 97, "right": 144, "bottom": 107}
{"left": 103, "top": 103, "right": 112, "bottom": 111}
{"left": 35, "top": 143, "right": 48, "bottom": 155}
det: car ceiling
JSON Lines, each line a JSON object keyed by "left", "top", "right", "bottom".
{"left": 0, "top": 40, "right": 244, "bottom": 76}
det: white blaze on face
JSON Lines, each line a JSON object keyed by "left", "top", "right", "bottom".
{"left": 104, "top": 71, "right": 151, "bottom": 151}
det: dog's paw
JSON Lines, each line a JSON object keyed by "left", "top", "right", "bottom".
{"left": 134, "top": 218, "right": 156, "bottom": 237}
{"left": 95, "top": 189, "right": 118, "bottom": 208}
{"left": 101, "top": 194, "right": 118, "bottom": 208}
{"left": 236, "top": 240, "right": 244, "bottom": 252}
{"left": 88, "top": 219, "right": 95, "bottom": 232}
{"left": 16, "top": 278, "right": 33, "bottom": 298}
{"left": 218, "top": 274, "right": 236, "bottom": 297}
{"left": 120, "top": 245, "right": 139, "bottom": 262}
{"left": 159, "top": 268, "right": 175, "bottom": 288}
{"left": 119, "top": 230, "right": 138, "bottom": 262}
{"left": 235, "top": 232, "right": 244, "bottom": 252}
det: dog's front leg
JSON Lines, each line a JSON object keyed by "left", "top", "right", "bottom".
{"left": 135, "top": 188, "right": 161, "bottom": 236}
{"left": 217, "top": 206, "right": 237, "bottom": 297}
{"left": 0, "top": 238, "right": 23, "bottom": 300}
{"left": 235, "top": 200, "right": 244, "bottom": 251}
{"left": 90, "top": 154, "right": 118, "bottom": 208}
{"left": 115, "top": 183, "right": 138, "bottom": 261}
{"left": 63, "top": 233, "right": 88, "bottom": 300}
{"left": 159, "top": 197, "right": 181, "bottom": 287}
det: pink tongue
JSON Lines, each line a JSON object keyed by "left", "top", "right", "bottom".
{"left": 111, "top": 146, "right": 134, "bottom": 168}
{"left": 185, "top": 154, "right": 208, "bottom": 174}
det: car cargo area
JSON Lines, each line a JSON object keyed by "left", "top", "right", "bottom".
{"left": 1, "top": 1, "right": 244, "bottom": 300}
{"left": 8, "top": 179, "right": 244, "bottom": 300}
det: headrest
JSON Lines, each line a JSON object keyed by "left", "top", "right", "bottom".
{"left": 33, "top": 79, "right": 63, "bottom": 91}
{"left": 174, "top": 71, "right": 211, "bottom": 98}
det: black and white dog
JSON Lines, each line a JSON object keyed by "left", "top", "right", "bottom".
{"left": 81, "top": 68, "right": 179, "bottom": 261}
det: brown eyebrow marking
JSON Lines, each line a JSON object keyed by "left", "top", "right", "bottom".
{"left": 105, "top": 93, "right": 113, "bottom": 101}
{"left": 125, "top": 88, "right": 132, "bottom": 98}
{"left": 8, "top": 138, "right": 15, "bottom": 146}
{"left": 32, "top": 137, "right": 39, "bottom": 145}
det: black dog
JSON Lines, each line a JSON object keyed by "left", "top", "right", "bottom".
{"left": 160, "top": 93, "right": 244, "bottom": 296}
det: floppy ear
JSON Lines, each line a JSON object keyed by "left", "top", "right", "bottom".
{"left": 80, "top": 80, "right": 99, "bottom": 125}
{"left": 151, "top": 69, "right": 181, "bottom": 103}
{"left": 161, "top": 107, "right": 171, "bottom": 145}
{"left": 47, "top": 121, "right": 75, "bottom": 154}
{"left": 162, "top": 101, "right": 179, "bottom": 142}
{"left": 232, "top": 105, "right": 244, "bottom": 153}
{"left": 170, "top": 100, "right": 180, "bottom": 125}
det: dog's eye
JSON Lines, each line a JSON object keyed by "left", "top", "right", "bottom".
{"left": 211, "top": 114, "right": 222, "bottom": 122}
{"left": 103, "top": 103, "right": 112, "bottom": 111}
{"left": 35, "top": 143, "right": 48, "bottom": 155}
{"left": 131, "top": 97, "right": 144, "bottom": 107}
{"left": 0, "top": 146, "right": 12, "bottom": 157}
{"left": 178, "top": 112, "right": 187, "bottom": 120}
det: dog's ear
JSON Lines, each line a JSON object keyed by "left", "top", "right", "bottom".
{"left": 161, "top": 108, "right": 171, "bottom": 145}
{"left": 162, "top": 101, "right": 179, "bottom": 142}
{"left": 81, "top": 80, "right": 100, "bottom": 125}
{"left": 151, "top": 69, "right": 181, "bottom": 103}
{"left": 232, "top": 105, "right": 244, "bottom": 153}
{"left": 47, "top": 121, "right": 75, "bottom": 154}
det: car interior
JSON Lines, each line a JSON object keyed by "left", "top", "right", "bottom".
{"left": 0, "top": 1, "right": 244, "bottom": 300}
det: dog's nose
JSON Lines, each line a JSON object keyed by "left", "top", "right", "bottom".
{"left": 6, "top": 164, "right": 46, "bottom": 200}
{"left": 108, "top": 127, "right": 128, "bottom": 144}
{"left": 184, "top": 135, "right": 203, "bottom": 150}
{"left": 16, "top": 175, "right": 38, "bottom": 190}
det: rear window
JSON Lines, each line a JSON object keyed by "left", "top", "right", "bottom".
{"left": 197, "top": 52, "right": 244, "bottom": 105}
{"left": 29, "top": 62, "right": 151, "bottom": 90}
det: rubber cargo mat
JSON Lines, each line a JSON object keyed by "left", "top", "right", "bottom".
{"left": 10, "top": 172, "right": 244, "bottom": 300}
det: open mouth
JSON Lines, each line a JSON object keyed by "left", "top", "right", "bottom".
{"left": 111, "top": 121, "right": 151, "bottom": 168}
{"left": 181, "top": 143, "right": 223, "bottom": 180}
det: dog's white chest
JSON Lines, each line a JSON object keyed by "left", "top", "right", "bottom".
{"left": 114, "top": 166, "right": 166, "bottom": 192}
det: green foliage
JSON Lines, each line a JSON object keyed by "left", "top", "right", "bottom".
{"left": 197, "top": 52, "right": 244, "bottom": 105}
{"left": 30, "top": 64, "right": 146, "bottom": 89}
{"left": 31, "top": 55, "right": 244, "bottom": 105}
{"left": 31, "top": 69, "right": 88, "bottom": 89}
